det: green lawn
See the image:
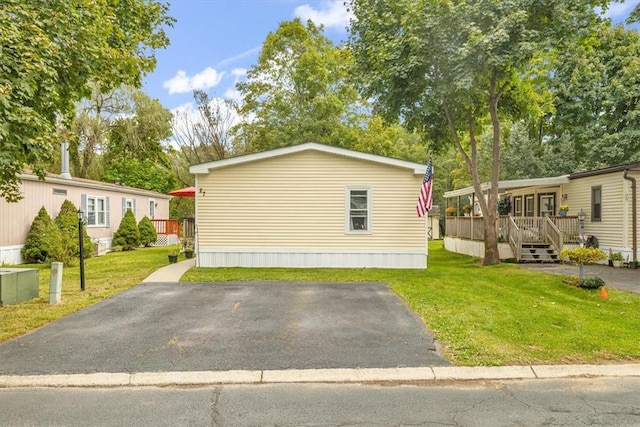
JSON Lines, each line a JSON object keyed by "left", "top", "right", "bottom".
{"left": 182, "top": 241, "right": 640, "bottom": 366}
{"left": 3, "top": 242, "right": 639, "bottom": 367}
{"left": 0, "top": 247, "right": 171, "bottom": 342}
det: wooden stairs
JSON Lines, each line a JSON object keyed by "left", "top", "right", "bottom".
{"left": 520, "top": 243, "right": 560, "bottom": 263}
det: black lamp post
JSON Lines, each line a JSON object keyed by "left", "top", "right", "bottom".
{"left": 577, "top": 209, "right": 586, "bottom": 247}
{"left": 577, "top": 208, "right": 586, "bottom": 281}
{"left": 77, "top": 209, "right": 86, "bottom": 291}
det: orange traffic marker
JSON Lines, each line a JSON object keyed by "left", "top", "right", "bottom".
{"left": 600, "top": 286, "right": 608, "bottom": 300}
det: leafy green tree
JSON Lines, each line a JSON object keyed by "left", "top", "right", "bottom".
{"left": 352, "top": 116, "right": 428, "bottom": 161}
{"left": 22, "top": 207, "right": 63, "bottom": 263}
{"left": 55, "top": 200, "right": 93, "bottom": 265}
{"left": 0, "top": 0, "right": 174, "bottom": 201}
{"left": 138, "top": 216, "right": 158, "bottom": 247}
{"left": 101, "top": 91, "right": 174, "bottom": 192}
{"left": 112, "top": 210, "right": 141, "bottom": 251}
{"left": 235, "top": 18, "right": 365, "bottom": 151}
{"left": 102, "top": 159, "right": 176, "bottom": 194}
{"left": 348, "top": 0, "right": 607, "bottom": 265}
{"left": 67, "top": 84, "right": 131, "bottom": 180}
{"left": 106, "top": 92, "right": 173, "bottom": 164}
{"left": 547, "top": 23, "right": 640, "bottom": 168}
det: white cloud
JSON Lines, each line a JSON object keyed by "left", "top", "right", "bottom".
{"left": 163, "top": 67, "right": 225, "bottom": 95}
{"left": 294, "top": 0, "right": 352, "bottom": 30}
{"left": 231, "top": 68, "right": 247, "bottom": 79}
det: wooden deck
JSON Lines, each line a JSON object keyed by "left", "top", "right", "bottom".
{"left": 445, "top": 215, "right": 580, "bottom": 261}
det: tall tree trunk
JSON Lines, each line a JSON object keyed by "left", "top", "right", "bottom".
{"left": 483, "top": 80, "right": 502, "bottom": 265}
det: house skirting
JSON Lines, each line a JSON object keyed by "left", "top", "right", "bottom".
{"left": 444, "top": 237, "right": 514, "bottom": 260}
{"left": 0, "top": 237, "right": 114, "bottom": 265}
{"left": 0, "top": 245, "right": 24, "bottom": 265}
{"left": 196, "top": 247, "right": 427, "bottom": 269}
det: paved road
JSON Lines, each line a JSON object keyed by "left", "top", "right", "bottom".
{"left": 2, "top": 378, "right": 640, "bottom": 426}
{"left": 0, "top": 281, "right": 449, "bottom": 375}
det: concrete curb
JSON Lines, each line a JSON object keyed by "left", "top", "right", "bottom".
{"left": 1, "top": 364, "right": 639, "bottom": 388}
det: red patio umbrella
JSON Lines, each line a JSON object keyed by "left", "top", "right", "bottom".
{"left": 168, "top": 186, "right": 196, "bottom": 197}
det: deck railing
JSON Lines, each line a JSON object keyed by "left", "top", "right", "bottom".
{"left": 550, "top": 216, "right": 580, "bottom": 243}
{"left": 182, "top": 218, "right": 196, "bottom": 239}
{"left": 151, "top": 219, "right": 180, "bottom": 236}
{"left": 445, "top": 215, "right": 579, "bottom": 247}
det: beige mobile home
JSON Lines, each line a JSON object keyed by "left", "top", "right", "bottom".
{"left": 0, "top": 171, "right": 171, "bottom": 265}
{"left": 189, "top": 143, "right": 431, "bottom": 269}
{"left": 443, "top": 163, "right": 639, "bottom": 267}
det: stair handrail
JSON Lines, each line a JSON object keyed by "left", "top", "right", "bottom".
{"left": 543, "top": 216, "right": 563, "bottom": 254}
{"left": 507, "top": 216, "right": 522, "bottom": 261}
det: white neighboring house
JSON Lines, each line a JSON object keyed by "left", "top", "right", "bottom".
{"left": 189, "top": 142, "right": 432, "bottom": 269}
{"left": 0, "top": 169, "right": 171, "bottom": 265}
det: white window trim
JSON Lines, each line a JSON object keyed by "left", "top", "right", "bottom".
{"left": 148, "top": 199, "right": 156, "bottom": 219}
{"left": 87, "top": 195, "right": 108, "bottom": 227}
{"left": 345, "top": 186, "right": 372, "bottom": 234}
{"left": 123, "top": 198, "right": 135, "bottom": 217}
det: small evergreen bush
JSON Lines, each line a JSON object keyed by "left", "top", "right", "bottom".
{"left": 55, "top": 200, "right": 93, "bottom": 265}
{"left": 138, "top": 216, "right": 157, "bottom": 247}
{"left": 112, "top": 210, "right": 140, "bottom": 251}
{"left": 22, "top": 206, "right": 63, "bottom": 263}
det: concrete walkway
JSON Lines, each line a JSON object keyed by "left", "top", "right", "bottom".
{"left": 142, "top": 258, "right": 195, "bottom": 282}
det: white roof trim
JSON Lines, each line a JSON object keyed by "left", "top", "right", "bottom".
{"left": 189, "top": 142, "right": 427, "bottom": 175}
{"left": 19, "top": 173, "right": 171, "bottom": 199}
{"left": 444, "top": 175, "right": 570, "bottom": 198}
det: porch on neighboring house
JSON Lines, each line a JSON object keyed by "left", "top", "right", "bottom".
{"left": 151, "top": 218, "right": 196, "bottom": 246}
{"left": 444, "top": 215, "right": 580, "bottom": 262}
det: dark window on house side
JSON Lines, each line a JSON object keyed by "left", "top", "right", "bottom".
{"left": 591, "top": 186, "right": 602, "bottom": 222}
{"left": 52, "top": 188, "right": 67, "bottom": 196}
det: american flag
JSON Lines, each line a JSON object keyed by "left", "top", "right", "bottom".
{"left": 417, "top": 158, "right": 433, "bottom": 217}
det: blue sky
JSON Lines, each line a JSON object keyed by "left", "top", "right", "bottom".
{"left": 142, "top": 0, "right": 351, "bottom": 113}
{"left": 142, "top": 0, "right": 639, "bottom": 115}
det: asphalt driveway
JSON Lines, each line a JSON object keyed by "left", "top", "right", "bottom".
{"left": 0, "top": 281, "right": 449, "bottom": 375}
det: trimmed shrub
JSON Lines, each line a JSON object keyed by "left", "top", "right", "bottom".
{"left": 22, "top": 206, "right": 63, "bottom": 263}
{"left": 112, "top": 210, "right": 140, "bottom": 251}
{"left": 138, "top": 216, "right": 157, "bottom": 247}
{"left": 560, "top": 247, "right": 607, "bottom": 265}
{"left": 578, "top": 276, "right": 605, "bottom": 289}
{"left": 55, "top": 200, "right": 93, "bottom": 265}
